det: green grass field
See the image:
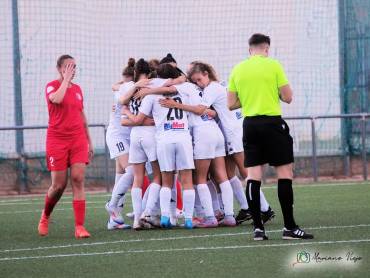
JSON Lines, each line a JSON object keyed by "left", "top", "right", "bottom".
{"left": 0, "top": 182, "right": 369, "bottom": 278}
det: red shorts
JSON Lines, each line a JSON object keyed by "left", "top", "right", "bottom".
{"left": 46, "top": 134, "right": 89, "bottom": 171}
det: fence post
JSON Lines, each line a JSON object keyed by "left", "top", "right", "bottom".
{"left": 311, "top": 117, "right": 318, "bottom": 182}
{"left": 103, "top": 125, "right": 110, "bottom": 192}
{"left": 361, "top": 114, "right": 368, "bottom": 181}
{"left": 12, "top": 0, "right": 28, "bottom": 192}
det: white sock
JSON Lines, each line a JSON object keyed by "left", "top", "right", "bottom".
{"left": 108, "top": 171, "right": 133, "bottom": 209}
{"left": 183, "top": 189, "right": 195, "bottom": 220}
{"left": 194, "top": 186, "right": 205, "bottom": 217}
{"left": 131, "top": 187, "right": 142, "bottom": 222}
{"left": 197, "top": 184, "right": 214, "bottom": 217}
{"left": 116, "top": 195, "right": 126, "bottom": 214}
{"left": 142, "top": 183, "right": 151, "bottom": 211}
{"left": 219, "top": 181, "right": 234, "bottom": 216}
{"left": 160, "top": 187, "right": 172, "bottom": 217}
{"left": 115, "top": 173, "right": 123, "bottom": 184}
{"left": 260, "top": 189, "right": 270, "bottom": 212}
{"left": 170, "top": 183, "right": 177, "bottom": 219}
{"left": 230, "top": 176, "right": 248, "bottom": 210}
{"left": 207, "top": 180, "right": 221, "bottom": 213}
{"left": 143, "top": 183, "right": 161, "bottom": 215}
{"left": 217, "top": 193, "right": 224, "bottom": 212}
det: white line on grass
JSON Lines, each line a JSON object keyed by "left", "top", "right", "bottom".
{"left": 1, "top": 224, "right": 369, "bottom": 253}
{"left": 0, "top": 182, "right": 368, "bottom": 204}
{"left": 0, "top": 200, "right": 108, "bottom": 206}
{"left": 1, "top": 238, "right": 369, "bottom": 262}
{"left": 0, "top": 206, "right": 104, "bottom": 215}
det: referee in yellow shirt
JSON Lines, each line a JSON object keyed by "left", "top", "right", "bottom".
{"left": 228, "top": 33, "right": 313, "bottom": 241}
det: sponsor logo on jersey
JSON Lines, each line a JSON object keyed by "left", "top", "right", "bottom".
{"left": 201, "top": 114, "right": 211, "bottom": 121}
{"left": 164, "top": 121, "right": 185, "bottom": 131}
{"left": 235, "top": 111, "right": 243, "bottom": 119}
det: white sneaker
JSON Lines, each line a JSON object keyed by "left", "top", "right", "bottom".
{"left": 105, "top": 202, "right": 124, "bottom": 224}
{"left": 107, "top": 216, "right": 131, "bottom": 230}
{"left": 133, "top": 220, "right": 142, "bottom": 230}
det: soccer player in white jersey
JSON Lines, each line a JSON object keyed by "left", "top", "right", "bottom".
{"left": 123, "top": 64, "right": 195, "bottom": 229}
{"left": 104, "top": 58, "right": 136, "bottom": 230}
{"left": 159, "top": 82, "right": 237, "bottom": 227}
{"left": 120, "top": 59, "right": 165, "bottom": 230}
{"left": 189, "top": 63, "right": 275, "bottom": 225}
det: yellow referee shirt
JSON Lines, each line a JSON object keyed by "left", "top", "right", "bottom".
{"left": 228, "top": 55, "right": 289, "bottom": 117}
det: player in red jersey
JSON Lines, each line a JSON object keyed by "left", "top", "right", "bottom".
{"left": 38, "top": 54, "right": 93, "bottom": 239}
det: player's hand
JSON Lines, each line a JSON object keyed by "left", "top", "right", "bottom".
{"left": 135, "top": 78, "right": 151, "bottom": 88}
{"left": 143, "top": 117, "right": 155, "bottom": 126}
{"left": 133, "top": 88, "right": 150, "bottom": 100}
{"left": 88, "top": 144, "right": 94, "bottom": 160}
{"left": 62, "top": 63, "right": 75, "bottom": 82}
{"left": 159, "top": 98, "right": 177, "bottom": 108}
{"left": 121, "top": 105, "right": 130, "bottom": 115}
{"left": 112, "top": 83, "right": 121, "bottom": 91}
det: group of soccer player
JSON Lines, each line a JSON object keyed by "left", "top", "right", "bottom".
{"left": 104, "top": 54, "right": 276, "bottom": 230}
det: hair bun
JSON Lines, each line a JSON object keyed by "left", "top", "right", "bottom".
{"left": 127, "top": 58, "right": 135, "bottom": 67}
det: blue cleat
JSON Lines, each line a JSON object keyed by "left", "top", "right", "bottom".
{"left": 184, "top": 218, "right": 193, "bottom": 229}
{"left": 160, "top": 216, "right": 172, "bottom": 228}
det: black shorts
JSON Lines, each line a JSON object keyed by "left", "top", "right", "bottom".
{"left": 243, "top": 116, "right": 294, "bottom": 167}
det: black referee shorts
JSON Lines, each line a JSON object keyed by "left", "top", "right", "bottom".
{"left": 243, "top": 116, "right": 294, "bottom": 167}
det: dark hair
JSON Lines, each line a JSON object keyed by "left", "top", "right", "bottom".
{"left": 149, "top": 59, "right": 160, "bottom": 71}
{"left": 156, "top": 63, "right": 181, "bottom": 79}
{"left": 248, "top": 33, "right": 270, "bottom": 46}
{"left": 187, "top": 62, "right": 218, "bottom": 82}
{"left": 159, "top": 53, "right": 177, "bottom": 65}
{"left": 122, "top": 57, "right": 135, "bottom": 78}
{"left": 57, "top": 54, "right": 74, "bottom": 68}
{"left": 134, "top": 58, "right": 151, "bottom": 81}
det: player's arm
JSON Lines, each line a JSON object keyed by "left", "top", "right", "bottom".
{"left": 112, "top": 80, "right": 124, "bottom": 91}
{"left": 81, "top": 111, "right": 94, "bottom": 159}
{"left": 162, "top": 75, "right": 187, "bottom": 87}
{"left": 119, "top": 79, "right": 151, "bottom": 105}
{"left": 205, "top": 108, "right": 217, "bottom": 119}
{"left": 48, "top": 63, "right": 74, "bottom": 104}
{"left": 121, "top": 106, "right": 147, "bottom": 125}
{"left": 227, "top": 91, "right": 241, "bottom": 110}
{"left": 279, "top": 85, "right": 293, "bottom": 104}
{"left": 121, "top": 116, "right": 154, "bottom": 127}
{"left": 133, "top": 85, "right": 177, "bottom": 100}
{"left": 159, "top": 98, "right": 207, "bottom": 116}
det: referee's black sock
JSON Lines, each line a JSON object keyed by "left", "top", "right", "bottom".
{"left": 246, "top": 179, "right": 263, "bottom": 230}
{"left": 277, "top": 179, "right": 297, "bottom": 230}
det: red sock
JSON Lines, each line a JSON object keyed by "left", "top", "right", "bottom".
{"left": 142, "top": 176, "right": 151, "bottom": 197}
{"left": 176, "top": 180, "right": 183, "bottom": 210}
{"left": 44, "top": 195, "right": 58, "bottom": 217}
{"left": 72, "top": 200, "right": 86, "bottom": 227}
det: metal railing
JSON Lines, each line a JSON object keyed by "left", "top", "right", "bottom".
{"left": 0, "top": 113, "right": 369, "bottom": 192}
{"left": 0, "top": 123, "right": 110, "bottom": 192}
{"left": 284, "top": 113, "right": 370, "bottom": 182}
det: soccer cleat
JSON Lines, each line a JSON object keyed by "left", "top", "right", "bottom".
{"left": 192, "top": 217, "right": 204, "bottom": 227}
{"left": 147, "top": 215, "right": 161, "bottom": 228}
{"left": 261, "top": 207, "right": 275, "bottom": 224}
{"left": 222, "top": 215, "right": 237, "bottom": 227}
{"left": 184, "top": 218, "right": 193, "bottom": 229}
{"left": 282, "top": 227, "right": 314, "bottom": 240}
{"left": 139, "top": 215, "right": 155, "bottom": 229}
{"left": 215, "top": 210, "right": 225, "bottom": 223}
{"left": 107, "top": 216, "right": 131, "bottom": 230}
{"left": 75, "top": 225, "right": 91, "bottom": 239}
{"left": 105, "top": 202, "right": 124, "bottom": 224}
{"left": 160, "top": 216, "right": 172, "bottom": 228}
{"left": 38, "top": 210, "right": 49, "bottom": 236}
{"left": 235, "top": 208, "right": 252, "bottom": 225}
{"left": 195, "top": 216, "right": 218, "bottom": 228}
{"left": 254, "top": 228, "right": 268, "bottom": 241}
{"left": 133, "top": 220, "right": 143, "bottom": 230}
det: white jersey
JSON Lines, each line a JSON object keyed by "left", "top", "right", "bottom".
{"left": 108, "top": 81, "right": 135, "bottom": 137}
{"left": 139, "top": 84, "right": 190, "bottom": 140}
{"left": 202, "top": 81, "right": 240, "bottom": 136}
{"left": 129, "top": 78, "right": 168, "bottom": 138}
{"left": 174, "top": 82, "right": 218, "bottom": 128}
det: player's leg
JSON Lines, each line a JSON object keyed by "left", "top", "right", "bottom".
{"left": 131, "top": 162, "right": 146, "bottom": 230}
{"left": 38, "top": 170, "right": 68, "bottom": 236}
{"left": 70, "top": 163, "right": 90, "bottom": 238}
{"left": 210, "top": 157, "right": 236, "bottom": 226}
{"left": 179, "top": 169, "right": 195, "bottom": 229}
{"left": 160, "top": 171, "right": 175, "bottom": 228}
{"left": 194, "top": 159, "right": 218, "bottom": 228}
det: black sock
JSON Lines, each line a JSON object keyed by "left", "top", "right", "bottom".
{"left": 277, "top": 179, "right": 297, "bottom": 230}
{"left": 246, "top": 179, "right": 263, "bottom": 230}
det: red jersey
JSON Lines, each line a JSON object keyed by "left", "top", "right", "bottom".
{"left": 45, "top": 80, "right": 85, "bottom": 138}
